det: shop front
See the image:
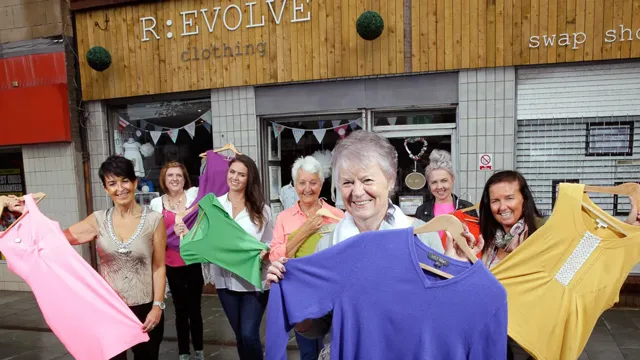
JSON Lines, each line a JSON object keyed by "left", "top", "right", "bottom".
{"left": 71, "top": 0, "right": 640, "bottom": 228}
{"left": 253, "top": 74, "right": 459, "bottom": 216}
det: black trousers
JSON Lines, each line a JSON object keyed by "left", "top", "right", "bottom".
{"left": 166, "top": 263, "right": 205, "bottom": 355}
{"left": 111, "top": 302, "right": 164, "bottom": 360}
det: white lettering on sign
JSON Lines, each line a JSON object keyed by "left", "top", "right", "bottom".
{"left": 181, "top": 10, "right": 199, "bottom": 36}
{"left": 246, "top": 2, "right": 265, "bottom": 28}
{"left": 266, "top": 0, "right": 287, "bottom": 25}
{"left": 223, "top": 5, "right": 243, "bottom": 31}
{"left": 141, "top": 17, "right": 160, "bottom": 42}
{"left": 201, "top": 8, "right": 222, "bottom": 32}
{"left": 292, "top": 0, "right": 310, "bottom": 22}
{"left": 530, "top": 24, "right": 640, "bottom": 49}
{"left": 140, "top": 0, "right": 310, "bottom": 42}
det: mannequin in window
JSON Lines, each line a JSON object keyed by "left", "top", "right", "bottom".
{"left": 122, "top": 138, "right": 145, "bottom": 177}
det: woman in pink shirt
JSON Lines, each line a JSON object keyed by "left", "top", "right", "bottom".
{"left": 149, "top": 161, "right": 204, "bottom": 360}
{"left": 269, "top": 155, "right": 343, "bottom": 360}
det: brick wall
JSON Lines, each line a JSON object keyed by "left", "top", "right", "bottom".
{"left": 0, "top": 0, "right": 72, "bottom": 44}
{"left": 457, "top": 67, "right": 517, "bottom": 203}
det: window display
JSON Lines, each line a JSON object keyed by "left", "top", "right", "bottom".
{"left": 264, "top": 114, "right": 362, "bottom": 211}
{"left": 387, "top": 135, "right": 452, "bottom": 213}
{"left": 372, "top": 110, "right": 456, "bottom": 214}
{"left": 373, "top": 109, "right": 456, "bottom": 127}
{"left": 110, "top": 98, "right": 213, "bottom": 203}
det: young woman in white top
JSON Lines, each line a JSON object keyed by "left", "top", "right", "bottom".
{"left": 213, "top": 154, "right": 273, "bottom": 360}
{"left": 149, "top": 161, "right": 204, "bottom": 360}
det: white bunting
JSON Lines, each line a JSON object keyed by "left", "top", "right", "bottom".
{"left": 273, "top": 124, "right": 284, "bottom": 138}
{"left": 168, "top": 129, "right": 179, "bottom": 143}
{"left": 150, "top": 131, "right": 162, "bottom": 144}
{"left": 292, "top": 128, "right": 305, "bottom": 143}
{"left": 200, "top": 110, "right": 212, "bottom": 124}
{"left": 312, "top": 129, "right": 327, "bottom": 143}
{"left": 331, "top": 120, "right": 341, "bottom": 128}
{"left": 184, "top": 122, "right": 196, "bottom": 139}
{"left": 387, "top": 117, "right": 397, "bottom": 126}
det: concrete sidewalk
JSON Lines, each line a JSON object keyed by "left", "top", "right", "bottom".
{"left": 0, "top": 291, "right": 639, "bottom": 359}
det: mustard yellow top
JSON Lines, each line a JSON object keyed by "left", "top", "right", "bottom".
{"left": 491, "top": 183, "right": 640, "bottom": 360}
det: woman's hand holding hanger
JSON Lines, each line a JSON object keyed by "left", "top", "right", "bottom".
{"left": 5, "top": 196, "right": 24, "bottom": 214}
{"left": 443, "top": 223, "right": 484, "bottom": 261}
{"left": 626, "top": 196, "right": 640, "bottom": 226}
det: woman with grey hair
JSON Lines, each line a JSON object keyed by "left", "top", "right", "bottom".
{"left": 267, "top": 131, "right": 481, "bottom": 350}
{"left": 415, "top": 149, "right": 476, "bottom": 224}
{"left": 269, "top": 155, "right": 344, "bottom": 360}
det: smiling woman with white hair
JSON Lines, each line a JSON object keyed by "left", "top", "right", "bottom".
{"left": 269, "top": 155, "right": 344, "bottom": 360}
{"left": 267, "top": 131, "right": 482, "bottom": 352}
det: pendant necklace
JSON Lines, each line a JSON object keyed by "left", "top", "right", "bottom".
{"left": 107, "top": 206, "right": 148, "bottom": 256}
{"left": 404, "top": 137, "right": 428, "bottom": 190}
{"left": 166, "top": 194, "right": 184, "bottom": 211}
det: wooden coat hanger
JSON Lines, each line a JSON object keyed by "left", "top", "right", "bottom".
{"left": 414, "top": 214, "right": 477, "bottom": 263}
{"left": 580, "top": 183, "right": 640, "bottom": 236}
{"left": 199, "top": 143, "right": 243, "bottom": 158}
{"left": 0, "top": 193, "right": 47, "bottom": 238}
{"left": 315, "top": 208, "right": 343, "bottom": 222}
{"left": 460, "top": 203, "right": 479, "bottom": 214}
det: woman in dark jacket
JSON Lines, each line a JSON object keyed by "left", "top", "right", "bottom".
{"left": 414, "top": 150, "right": 477, "bottom": 222}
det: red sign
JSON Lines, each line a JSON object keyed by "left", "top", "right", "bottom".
{"left": 0, "top": 52, "right": 71, "bottom": 146}
{"left": 479, "top": 154, "right": 493, "bottom": 170}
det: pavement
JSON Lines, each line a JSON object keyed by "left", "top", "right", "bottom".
{"left": 0, "top": 291, "right": 639, "bottom": 359}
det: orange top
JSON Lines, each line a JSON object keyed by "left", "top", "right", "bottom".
{"left": 440, "top": 210, "right": 482, "bottom": 258}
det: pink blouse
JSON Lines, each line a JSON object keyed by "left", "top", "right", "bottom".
{"left": 269, "top": 200, "right": 344, "bottom": 261}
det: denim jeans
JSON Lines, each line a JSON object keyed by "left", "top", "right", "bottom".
{"left": 217, "top": 289, "right": 269, "bottom": 360}
{"left": 295, "top": 331, "right": 324, "bottom": 360}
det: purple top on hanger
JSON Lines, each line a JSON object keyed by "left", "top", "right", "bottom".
{"left": 166, "top": 151, "right": 231, "bottom": 250}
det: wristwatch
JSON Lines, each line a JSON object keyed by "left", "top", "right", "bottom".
{"left": 153, "top": 301, "right": 166, "bottom": 310}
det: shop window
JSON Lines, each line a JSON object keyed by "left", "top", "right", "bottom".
{"left": 110, "top": 98, "right": 213, "bottom": 203}
{"left": 263, "top": 114, "right": 362, "bottom": 214}
{"left": 390, "top": 135, "right": 452, "bottom": 215}
{"left": 585, "top": 122, "right": 633, "bottom": 156}
{"left": 373, "top": 109, "right": 456, "bottom": 127}
{"left": 0, "top": 148, "right": 26, "bottom": 261}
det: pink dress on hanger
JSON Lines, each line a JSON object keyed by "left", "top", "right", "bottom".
{"left": 0, "top": 195, "right": 149, "bottom": 360}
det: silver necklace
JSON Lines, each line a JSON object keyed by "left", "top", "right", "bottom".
{"left": 106, "top": 206, "right": 148, "bottom": 256}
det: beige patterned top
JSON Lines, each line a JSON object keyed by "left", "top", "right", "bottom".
{"left": 94, "top": 207, "right": 162, "bottom": 306}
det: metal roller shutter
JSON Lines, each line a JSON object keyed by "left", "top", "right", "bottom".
{"left": 516, "top": 62, "right": 640, "bottom": 272}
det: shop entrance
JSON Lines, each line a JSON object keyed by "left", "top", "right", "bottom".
{"left": 384, "top": 134, "right": 453, "bottom": 216}
{"left": 260, "top": 108, "right": 459, "bottom": 218}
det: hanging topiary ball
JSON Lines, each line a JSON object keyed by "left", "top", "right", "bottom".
{"left": 86, "top": 46, "right": 112, "bottom": 72}
{"left": 356, "top": 11, "right": 384, "bottom": 41}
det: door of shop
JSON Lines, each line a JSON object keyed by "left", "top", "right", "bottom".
{"left": 368, "top": 109, "right": 460, "bottom": 216}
